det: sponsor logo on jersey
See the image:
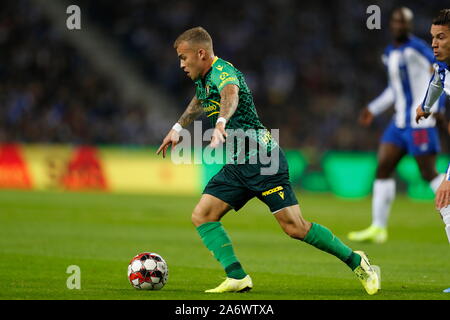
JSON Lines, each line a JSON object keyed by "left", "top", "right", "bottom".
{"left": 219, "top": 72, "right": 230, "bottom": 81}
{"left": 203, "top": 99, "right": 220, "bottom": 113}
{"left": 203, "top": 105, "right": 217, "bottom": 112}
{"left": 262, "top": 186, "right": 283, "bottom": 197}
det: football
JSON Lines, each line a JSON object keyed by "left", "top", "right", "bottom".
{"left": 127, "top": 252, "right": 169, "bottom": 290}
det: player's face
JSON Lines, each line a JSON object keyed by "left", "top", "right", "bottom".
{"left": 390, "top": 11, "right": 411, "bottom": 40}
{"left": 176, "top": 41, "right": 205, "bottom": 81}
{"left": 431, "top": 24, "right": 450, "bottom": 63}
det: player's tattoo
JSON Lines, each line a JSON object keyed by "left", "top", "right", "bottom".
{"left": 218, "top": 84, "right": 239, "bottom": 121}
{"left": 177, "top": 96, "right": 203, "bottom": 127}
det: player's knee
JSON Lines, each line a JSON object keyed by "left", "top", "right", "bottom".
{"left": 191, "top": 206, "right": 218, "bottom": 227}
{"left": 282, "top": 219, "right": 310, "bottom": 240}
{"left": 191, "top": 209, "right": 206, "bottom": 227}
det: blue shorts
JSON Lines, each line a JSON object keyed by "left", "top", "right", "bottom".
{"left": 381, "top": 121, "right": 440, "bottom": 156}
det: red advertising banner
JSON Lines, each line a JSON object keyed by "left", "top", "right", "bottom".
{"left": 0, "top": 144, "right": 32, "bottom": 189}
{"left": 61, "top": 146, "right": 108, "bottom": 191}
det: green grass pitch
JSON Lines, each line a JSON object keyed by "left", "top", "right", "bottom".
{"left": 0, "top": 190, "right": 449, "bottom": 300}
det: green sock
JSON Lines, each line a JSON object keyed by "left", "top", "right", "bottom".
{"left": 196, "top": 222, "right": 247, "bottom": 279}
{"left": 303, "top": 223, "right": 361, "bottom": 270}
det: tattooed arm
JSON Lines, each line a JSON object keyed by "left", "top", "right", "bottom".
{"left": 177, "top": 95, "right": 204, "bottom": 127}
{"left": 210, "top": 84, "right": 239, "bottom": 148}
{"left": 157, "top": 95, "right": 203, "bottom": 158}
{"left": 218, "top": 84, "right": 239, "bottom": 121}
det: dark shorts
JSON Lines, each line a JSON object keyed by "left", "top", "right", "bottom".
{"left": 381, "top": 121, "right": 440, "bottom": 156}
{"left": 202, "top": 148, "right": 298, "bottom": 213}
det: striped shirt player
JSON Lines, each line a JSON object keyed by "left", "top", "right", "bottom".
{"left": 369, "top": 35, "right": 446, "bottom": 155}
{"left": 420, "top": 60, "right": 450, "bottom": 243}
{"left": 416, "top": 9, "right": 450, "bottom": 293}
{"left": 348, "top": 25, "right": 447, "bottom": 245}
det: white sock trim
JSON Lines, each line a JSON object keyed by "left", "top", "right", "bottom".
{"left": 372, "top": 179, "right": 396, "bottom": 228}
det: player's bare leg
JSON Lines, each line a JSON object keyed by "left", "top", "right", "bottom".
{"left": 415, "top": 154, "right": 449, "bottom": 237}
{"left": 348, "top": 143, "right": 405, "bottom": 243}
{"left": 432, "top": 165, "right": 450, "bottom": 293}
{"left": 191, "top": 194, "right": 231, "bottom": 227}
{"left": 415, "top": 153, "right": 444, "bottom": 191}
{"left": 192, "top": 194, "right": 253, "bottom": 293}
{"left": 274, "top": 205, "right": 380, "bottom": 295}
{"left": 416, "top": 152, "right": 449, "bottom": 220}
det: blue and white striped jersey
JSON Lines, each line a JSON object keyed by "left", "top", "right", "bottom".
{"left": 369, "top": 35, "right": 445, "bottom": 128}
{"left": 436, "top": 61, "right": 450, "bottom": 95}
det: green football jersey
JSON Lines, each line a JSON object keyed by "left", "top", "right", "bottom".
{"left": 194, "top": 57, "right": 277, "bottom": 162}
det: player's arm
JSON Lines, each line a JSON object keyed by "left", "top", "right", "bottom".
{"left": 218, "top": 84, "right": 239, "bottom": 120}
{"left": 156, "top": 96, "right": 203, "bottom": 158}
{"left": 416, "top": 69, "right": 444, "bottom": 123}
{"left": 359, "top": 86, "right": 395, "bottom": 127}
{"left": 360, "top": 51, "right": 395, "bottom": 127}
{"left": 177, "top": 95, "right": 204, "bottom": 127}
{"left": 210, "top": 84, "right": 239, "bottom": 148}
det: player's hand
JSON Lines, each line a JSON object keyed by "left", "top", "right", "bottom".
{"left": 435, "top": 179, "right": 450, "bottom": 210}
{"left": 209, "top": 122, "right": 227, "bottom": 148}
{"left": 156, "top": 129, "right": 180, "bottom": 158}
{"left": 358, "top": 108, "right": 374, "bottom": 127}
{"left": 415, "top": 105, "right": 431, "bottom": 124}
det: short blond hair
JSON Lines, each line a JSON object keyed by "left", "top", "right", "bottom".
{"left": 173, "top": 26, "right": 213, "bottom": 53}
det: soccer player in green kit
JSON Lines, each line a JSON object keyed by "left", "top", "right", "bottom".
{"left": 157, "top": 27, "right": 380, "bottom": 295}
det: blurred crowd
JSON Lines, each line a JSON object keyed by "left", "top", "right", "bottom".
{"left": 1, "top": 0, "right": 448, "bottom": 151}
{"left": 0, "top": 0, "right": 151, "bottom": 145}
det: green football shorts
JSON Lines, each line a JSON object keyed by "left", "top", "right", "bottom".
{"left": 202, "top": 148, "right": 298, "bottom": 213}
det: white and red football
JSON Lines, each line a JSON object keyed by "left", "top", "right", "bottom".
{"left": 127, "top": 252, "right": 168, "bottom": 290}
